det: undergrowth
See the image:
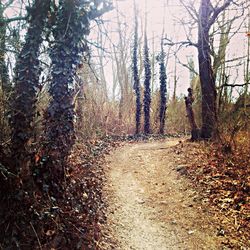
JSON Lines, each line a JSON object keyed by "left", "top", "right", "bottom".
{"left": 172, "top": 134, "right": 250, "bottom": 249}
{"left": 0, "top": 137, "right": 119, "bottom": 249}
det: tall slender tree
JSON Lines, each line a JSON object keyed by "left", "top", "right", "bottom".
{"left": 0, "top": 1, "right": 9, "bottom": 93}
{"left": 143, "top": 30, "right": 151, "bottom": 134}
{"left": 159, "top": 38, "right": 167, "bottom": 134}
{"left": 173, "top": 56, "right": 178, "bottom": 102}
{"left": 113, "top": 1, "right": 131, "bottom": 121}
{"left": 133, "top": 1, "right": 140, "bottom": 134}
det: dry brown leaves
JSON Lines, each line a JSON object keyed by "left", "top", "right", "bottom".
{"left": 171, "top": 139, "right": 250, "bottom": 249}
{"left": 0, "top": 137, "right": 120, "bottom": 249}
{"left": 37, "top": 138, "right": 121, "bottom": 249}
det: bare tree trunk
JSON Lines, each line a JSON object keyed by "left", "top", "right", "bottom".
{"left": 198, "top": 1, "right": 216, "bottom": 139}
{"left": 113, "top": 1, "right": 131, "bottom": 121}
{"left": 111, "top": 58, "right": 118, "bottom": 101}
{"left": 97, "top": 29, "right": 108, "bottom": 101}
{"left": 212, "top": 9, "right": 233, "bottom": 115}
{"left": 185, "top": 88, "right": 199, "bottom": 140}
{"left": 173, "top": 57, "right": 177, "bottom": 102}
{"left": 198, "top": 0, "right": 233, "bottom": 139}
{"left": 218, "top": 62, "right": 228, "bottom": 114}
{"left": 212, "top": 10, "right": 231, "bottom": 82}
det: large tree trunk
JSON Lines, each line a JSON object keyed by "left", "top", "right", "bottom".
{"left": 198, "top": 0, "right": 217, "bottom": 139}
{"left": 43, "top": 0, "right": 84, "bottom": 192}
{"left": 198, "top": 0, "right": 233, "bottom": 139}
{"left": 10, "top": 0, "right": 51, "bottom": 174}
{"left": 43, "top": 0, "right": 111, "bottom": 192}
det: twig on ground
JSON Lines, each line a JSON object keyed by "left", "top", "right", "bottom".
{"left": 30, "top": 222, "right": 42, "bottom": 250}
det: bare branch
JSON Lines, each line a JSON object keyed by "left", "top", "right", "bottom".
{"left": 225, "top": 56, "right": 246, "bottom": 64}
{"left": 208, "top": 0, "right": 233, "bottom": 27}
{"left": 220, "top": 82, "right": 250, "bottom": 88}
{"left": 179, "top": 0, "right": 199, "bottom": 21}
{"left": 3, "top": 0, "right": 15, "bottom": 9}
{"left": 163, "top": 37, "right": 198, "bottom": 48}
{"left": 174, "top": 53, "right": 199, "bottom": 76}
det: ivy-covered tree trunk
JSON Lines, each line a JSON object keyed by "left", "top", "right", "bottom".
{"left": 43, "top": 0, "right": 111, "bottom": 192}
{"left": 133, "top": 1, "right": 141, "bottom": 134}
{"left": 10, "top": 0, "right": 51, "bottom": 174}
{"left": 159, "top": 39, "right": 167, "bottom": 134}
{"left": 143, "top": 32, "right": 151, "bottom": 134}
{"left": 43, "top": 0, "right": 85, "bottom": 191}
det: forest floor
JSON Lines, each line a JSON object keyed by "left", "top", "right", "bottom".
{"left": 99, "top": 138, "right": 249, "bottom": 250}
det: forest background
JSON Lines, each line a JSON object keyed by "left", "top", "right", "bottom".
{"left": 0, "top": 0, "right": 249, "bottom": 249}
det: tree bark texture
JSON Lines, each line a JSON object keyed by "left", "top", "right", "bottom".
{"left": 185, "top": 88, "right": 199, "bottom": 140}
{"left": 198, "top": 0, "right": 217, "bottom": 139}
{"left": 198, "top": 0, "right": 233, "bottom": 139}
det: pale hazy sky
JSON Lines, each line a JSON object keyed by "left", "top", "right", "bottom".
{"left": 4, "top": 0, "right": 249, "bottom": 98}
{"left": 93, "top": 0, "right": 248, "bottom": 98}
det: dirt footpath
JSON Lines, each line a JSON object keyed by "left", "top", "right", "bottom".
{"left": 100, "top": 139, "right": 224, "bottom": 250}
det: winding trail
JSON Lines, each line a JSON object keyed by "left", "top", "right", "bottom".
{"left": 101, "top": 139, "right": 223, "bottom": 250}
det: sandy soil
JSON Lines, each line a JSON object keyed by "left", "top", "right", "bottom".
{"left": 100, "top": 139, "right": 225, "bottom": 250}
